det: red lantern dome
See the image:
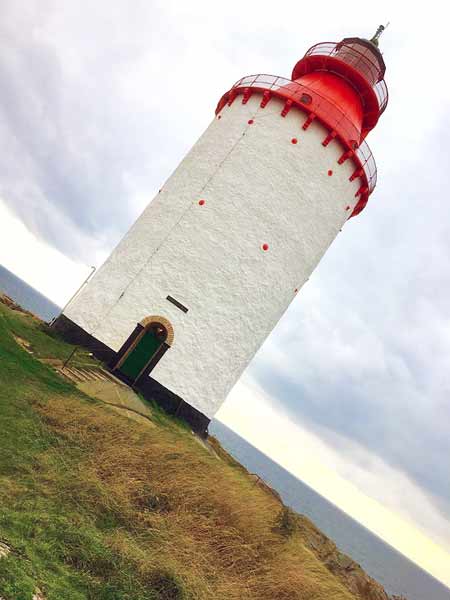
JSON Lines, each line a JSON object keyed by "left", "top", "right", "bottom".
{"left": 216, "top": 26, "right": 389, "bottom": 218}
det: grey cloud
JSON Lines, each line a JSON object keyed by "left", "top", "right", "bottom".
{"left": 0, "top": 1, "right": 202, "bottom": 261}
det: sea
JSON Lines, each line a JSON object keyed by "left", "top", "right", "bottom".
{"left": 0, "top": 264, "right": 60, "bottom": 322}
{"left": 1, "top": 262, "right": 449, "bottom": 600}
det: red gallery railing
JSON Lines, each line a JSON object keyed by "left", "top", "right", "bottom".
{"left": 300, "top": 42, "right": 388, "bottom": 114}
{"left": 216, "top": 74, "right": 377, "bottom": 198}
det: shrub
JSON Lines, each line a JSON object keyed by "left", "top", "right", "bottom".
{"left": 273, "top": 506, "right": 298, "bottom": 538}
{"left": 144, "top": 569, "right": 186, "bottom": 600}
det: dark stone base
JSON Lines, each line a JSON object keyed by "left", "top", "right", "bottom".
{"left": 135, "top": 376, "right": 210, "bottom": 438}
{"left": 51, "top": 314, "right": 117, "bottom": 364}
{"left": 50, "top": 315, "right": 210, "bottom": 438}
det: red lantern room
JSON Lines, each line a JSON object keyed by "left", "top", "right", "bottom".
{"left": 291, "top": 31, "right": 388, "bottom": 142}
{"left": 216, "top": 26, "right": 389, "bottom": 218}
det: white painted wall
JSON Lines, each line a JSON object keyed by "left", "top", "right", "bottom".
{"left": 65, "top": 93, "right": 361, "bottom": 418}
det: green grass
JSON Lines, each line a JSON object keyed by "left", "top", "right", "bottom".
{"left": 0, "top": 304, "right": 97, "bottom": 368}
{"left": 0, "top": 302, "right": 366, "bottom": 600}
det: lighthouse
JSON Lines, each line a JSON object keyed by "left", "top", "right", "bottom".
{"left": 53, "top": 28, "right": 389, "bottom": 435}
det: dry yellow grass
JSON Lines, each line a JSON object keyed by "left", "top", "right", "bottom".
{"left": 33, "top": 393, "right": 358, "bottom": 600}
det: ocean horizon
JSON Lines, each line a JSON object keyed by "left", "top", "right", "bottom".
{"left": 1, "top": 262, "right": 449, "bottom": 600}
{"left": 0, "top": 264, "right": 61, "bottom": 322}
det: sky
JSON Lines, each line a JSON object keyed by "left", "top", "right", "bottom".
{"left": 1, "top": 0, "right": 449, "bottom": 588}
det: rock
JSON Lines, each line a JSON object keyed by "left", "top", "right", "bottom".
{"left": 0, "top": 293, "right": 39, "bottom": 320}
{"left": 12, "top": 334, "right": 34, "bottom": 354}
{"left": 0, "top": 541, "right": 10, "bottom": 558}
{"left": 249, "top": 474, "right": 283, "bottom": 502}
{"left": 295, "top": 515, "right": 391, "bottom": 600}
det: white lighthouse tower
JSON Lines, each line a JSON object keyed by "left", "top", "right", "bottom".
{"left": 54, "top": 28, "right": 389, "bottom": 435}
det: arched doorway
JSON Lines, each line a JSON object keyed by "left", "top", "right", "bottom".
{"left": 114, "top": 316, "right": 174, "bottom": 384}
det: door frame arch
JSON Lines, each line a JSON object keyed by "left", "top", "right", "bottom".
{"left": 139, "top": 315, "right": 174, "bottom": 345}
{"left": 113, "top": 315, "right": 174, "bottom": 383}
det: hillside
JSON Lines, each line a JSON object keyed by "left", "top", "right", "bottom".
{"left": 0, "top": 297, "right": 401, "bottom": 600}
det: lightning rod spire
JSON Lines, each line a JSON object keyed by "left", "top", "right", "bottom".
{"left": 370, "top": 23, "right": 389, "bottom": 47}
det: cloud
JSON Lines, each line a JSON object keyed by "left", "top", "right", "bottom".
{"left": 0, "top": 1, "right": 185, "bottom": 260}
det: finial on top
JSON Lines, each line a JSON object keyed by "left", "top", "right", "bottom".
{"left": 370, "top": 23, "right": 389, "bottom": 47}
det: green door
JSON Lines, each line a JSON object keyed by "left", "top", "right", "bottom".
{"left": 119, "top": 330, "right": 161, "bottom": 381}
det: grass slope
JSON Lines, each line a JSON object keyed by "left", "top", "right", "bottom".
{"left": 0, "top": 302, "right": 359, "bottom": 600}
